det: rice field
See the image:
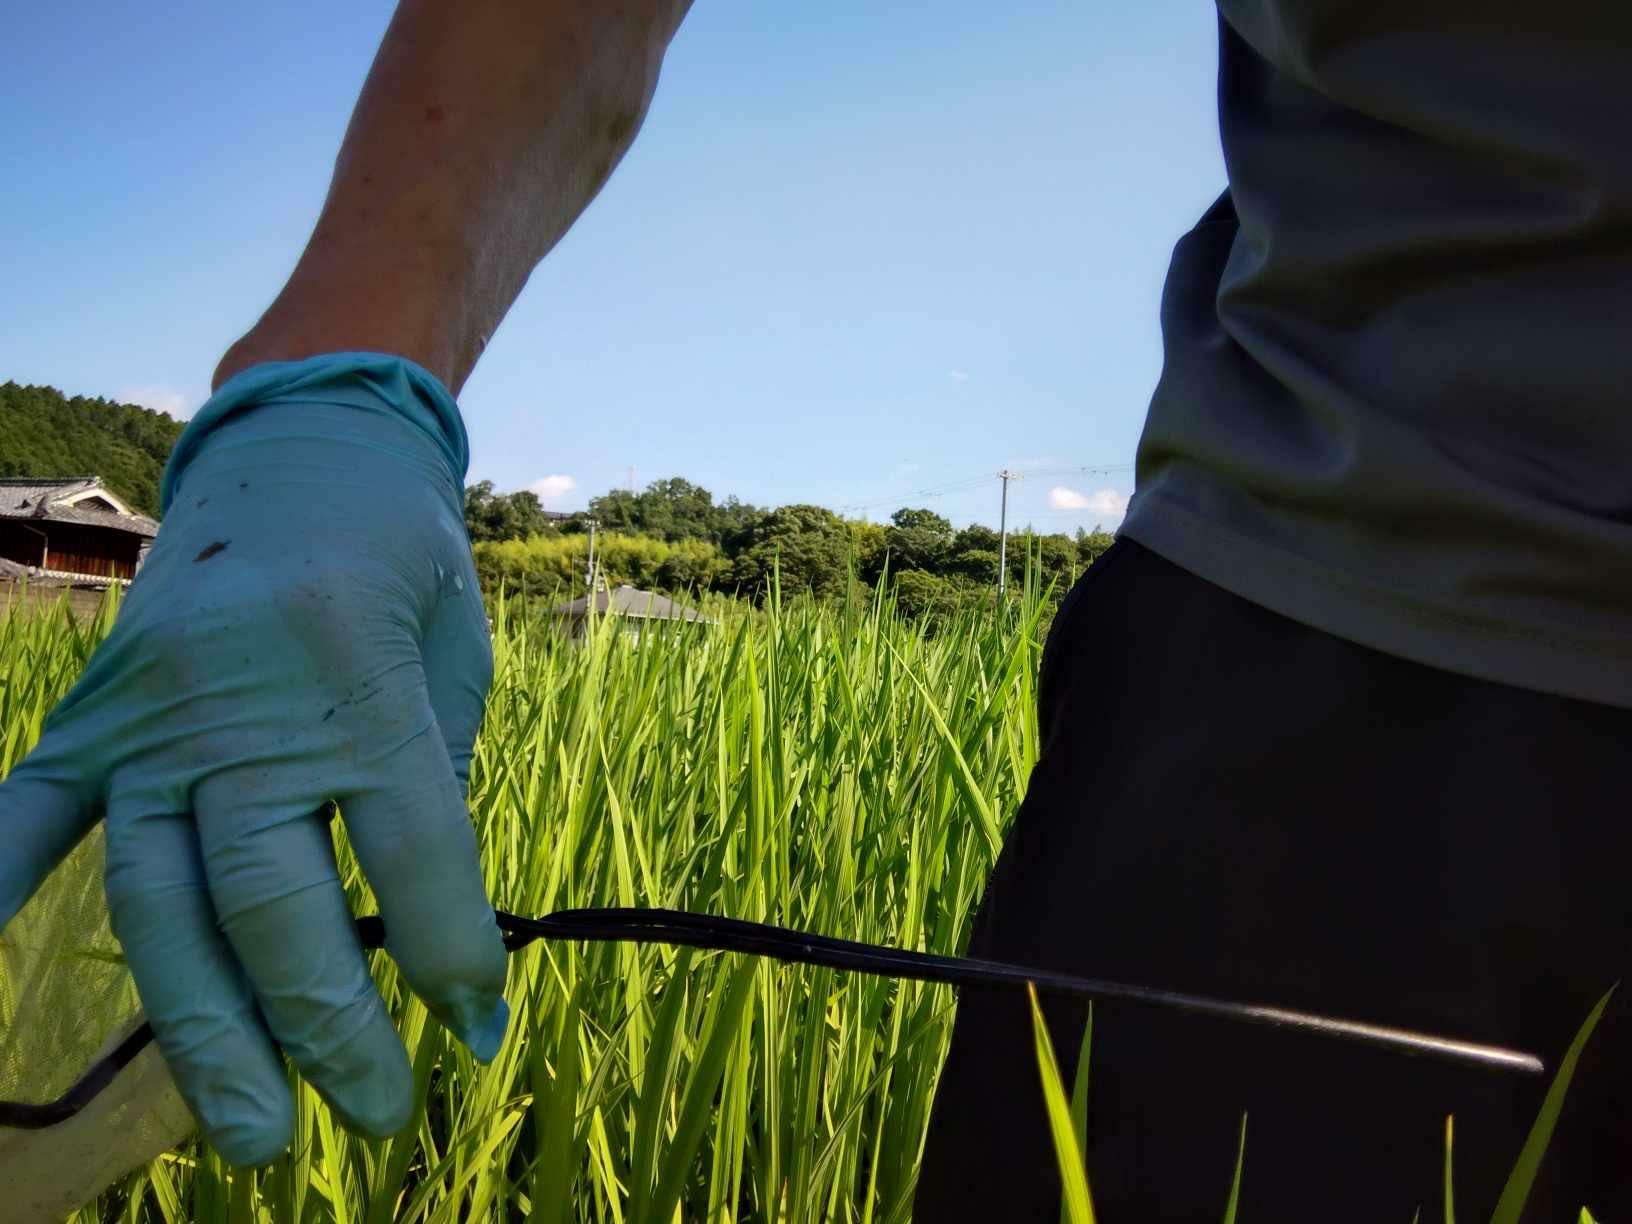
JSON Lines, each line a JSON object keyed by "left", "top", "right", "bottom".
{"left": 3, "top": 579, "right": 1046, "bottom": 1222}
{"left": 0, "top": 579, "right": 1604, "bottom": 1223}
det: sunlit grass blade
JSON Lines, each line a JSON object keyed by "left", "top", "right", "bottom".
{"left": 529, "top": 979, "right": 583, "bottom": 1224}
{"left": 645, "top": 958, "right": 758, "bottom": 1224}
{"left": 1489, "top": 986, "right": 1616, "bottom": 1224}
{"left": 627, "top": 948, "right": 694, "bottom": 1221}
{"left": 1221, "top": 1113, "right": 1247, "bottom": 1224}
{"left": 1028, "top": 985, "right": 1096, "bottom": 1224}
{"left": 1444, "top": 1115, "right": 1454, "bottom": 1224}
{"left": 1060, "top": 1004, "right": 1093, "bottom": 1224}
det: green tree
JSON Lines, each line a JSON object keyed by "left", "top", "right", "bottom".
{"left": 951, "top": 524, "right": 1000, "bottom": 555}
{"left": 585, "top": 488, "right": 641, "bottom": 533}
{"left": 848, "top": 520, "right": 888, "bottom": 584}
{"left": 947, "top": 524, "right": 1003, "bottom": 583}
{"left": 1037, "top": 533, "right": 1078, "bottom": 588}
{"left": 585, "top": 477, "right": 763, "bottom": 545}
{"left": 636, "top": 477, "right": 719, "bottom": 542}
{"left": 0, "top": 381, "right": 186, "bottom": 516}
{"left": 717, "top": 495, "right": 763, "bottom": 543}
{"left": 892, "top": 569, "right": 959, "bottom": 620}
{"left": 885, "top": 507, "right": 953, "bottom": 573}
{"left": 730, "top": 504, "right": 850, "bottom": 600}
{"left": 472, "top": 531, "right": 725, "bottom": 598}
{"left": 948, "top": 547, "right": 1001, "bottom": 583}
{"left": 657, "top": 538, "right": 727, "bottom": 591}
{"left": 463, "top": 481, "right": 560, "bottom": 543}
{"left": 1076, "top": 528, "right": 1117, "bottom": 566}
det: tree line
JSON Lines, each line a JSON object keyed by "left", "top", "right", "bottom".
{"left": 0, "top": 380, "right": 1116, "bottom": 614}
{"left": 0, "top": 382, "right": 185, "bottom": 517}
{"left": 466, "top": 476, "right": 1117, "bottom": 614}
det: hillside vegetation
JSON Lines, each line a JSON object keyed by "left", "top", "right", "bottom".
{"left": 0, "top": 382, "right": 186, "bottom": 518}
{"left": 1, "top": 380, "right": 1117, "bottom": 612}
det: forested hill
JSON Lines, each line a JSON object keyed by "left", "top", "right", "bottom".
{"left": 0, "top": 381, "right": 186, "bottom": 517}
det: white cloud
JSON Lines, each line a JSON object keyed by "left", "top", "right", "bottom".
{"left": 529, "top": 474, "right": 576, "bottom": 503}
{"left": 117, "top": 384, "right": 196, "bottom": 420}
{"left": 948, "top": 369, "right": 970, "bottom": 383}
{"left": 1048, "top": 486, "right": 1129, "bottom": 518}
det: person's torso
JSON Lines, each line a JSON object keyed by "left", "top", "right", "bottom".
{"left": 1124, "top": 2, "right": 1632, "bottom": 706}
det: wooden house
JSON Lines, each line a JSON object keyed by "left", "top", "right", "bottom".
{"left": 0, "top": 477, "right": 159, "bottom": 584}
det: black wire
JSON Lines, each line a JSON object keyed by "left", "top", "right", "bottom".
{"left": 1, "top": 906, "right": 1545, "bottom": 1131}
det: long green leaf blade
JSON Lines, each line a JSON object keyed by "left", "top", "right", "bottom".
{"left": 1028, "top": 985, "right": 1096, "bottom": 1224}
{"left": 1490, "top": 986, "right": 1616, "bottom": 1224}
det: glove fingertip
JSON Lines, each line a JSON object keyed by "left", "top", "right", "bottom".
{"left": 315, "top": 1037, "right": 415, "bottom": 1139}
{"left": 199, "top": 1080, "right": 296, "bottom": 1169}
{"left": 449, "top": 994, "right": 510, "bottom": 1064}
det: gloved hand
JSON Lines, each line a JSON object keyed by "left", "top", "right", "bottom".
{"left": 0, "top": 352, "right": 510, "bottom": 1166}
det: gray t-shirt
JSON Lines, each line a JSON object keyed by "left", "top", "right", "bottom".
{"left": 1122, "top": 3, "right": 1632, "bottom": 707}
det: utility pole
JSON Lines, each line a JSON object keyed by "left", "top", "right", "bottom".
{"left": 996, "top": 469, "right": 1019, "bottom": 596}
{"left": 585, "top": 518, "right": 598, "bottom": 591}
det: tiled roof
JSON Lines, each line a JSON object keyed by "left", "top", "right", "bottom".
{"left": 0, "top": 477, "right": 103, "bottom": 515}
{"left": 551, "top": 584, "right": 709, "bottom": 621}
{"left": 0, "top": 557, "right": 76, "bottom": 586}
{"left": 0, "top": 477, "right": 159, "bottom": 538}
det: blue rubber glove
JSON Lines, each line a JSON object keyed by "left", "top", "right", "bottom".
{"left": 0, "top": 353, "right": 510, "bottom": 1165}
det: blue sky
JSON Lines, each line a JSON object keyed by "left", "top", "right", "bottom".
{"left": 1, "top": 2, "right": 1225, "bottom": 533}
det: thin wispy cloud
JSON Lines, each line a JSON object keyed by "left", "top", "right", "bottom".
{"left": 948, "top": 369, "right": 969, "bottom": 383}
{"left": 117, "top": 384, "right": 197, "bottom": 420}
{"left": 1048, "top": 486, "right": 1129, "bottom": 518}
{"left": 529, "top": 474, "right": 576, "bottom": 503}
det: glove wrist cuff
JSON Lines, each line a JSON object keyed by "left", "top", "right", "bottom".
{"left": 160, "top": 352, "right": 470, "bottom": 515}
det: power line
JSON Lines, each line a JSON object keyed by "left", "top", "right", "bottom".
{"left": 838, "top": 473, "right": 993, "bottom": 515}
{"left": 837, "top": 461, "right": 1133, "bottom": 518}
{"left": 1016, "top": 463, "right": 1135, "bottom": 479}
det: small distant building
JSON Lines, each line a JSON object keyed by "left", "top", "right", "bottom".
{"left": 550, "top": 583, "right": 713, "bottom": 640}
{"left": 0, "top": 477, "right": 159, "bottom": 584}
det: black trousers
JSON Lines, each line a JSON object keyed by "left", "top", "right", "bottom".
{"left": 916, "top": 540, "right": 1631, "bottom": 1222}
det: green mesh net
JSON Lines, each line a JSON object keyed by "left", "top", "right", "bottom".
{"left": 0, "top": 827, "right": 193, "bottom": 1222}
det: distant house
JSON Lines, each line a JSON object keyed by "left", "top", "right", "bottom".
{"left": 550, "top": 583, "right": 713, "bottom": 639}
{"left": 0, "top": 477, "right": 159, "bottom": 584}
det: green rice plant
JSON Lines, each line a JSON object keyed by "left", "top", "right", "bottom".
{"left": 1, "top": 582, "right": 1615, "bottom": 1223}
{"left": 5, "top": 576, "right": 1048, "bottom": 1222}
{"left": 1488, "top": 987, "right": 1615, "bottom": 1224}
{"left": 1025, "top": 988, "right": 1614, "bottom": 1224}
{"left": 1028, "top": 986, "right": 1095, "bottom": 1224}
{"left": 1446, "top": 1115, "right": 1456, "bottom": 1224}
{"left": 1220, "top": 1115, "right": 1246, "bottom": 1224}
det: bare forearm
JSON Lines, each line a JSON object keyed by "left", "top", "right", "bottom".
{"left": 216, "top": 0, "right": 692, "bottom": 394}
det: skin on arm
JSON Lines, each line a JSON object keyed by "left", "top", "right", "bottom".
{"left": 215, "top": 0, "right": 696, "bottom": 396}
{"left": 0, "top": 0, "right": 698, "bottom": 1170}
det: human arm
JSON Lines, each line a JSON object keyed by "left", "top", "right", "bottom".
{"left": 1, "top": 0, "right": 695, "bottom": 1166}
{"left": 217, "top": 0, "right": 695, "bottom": 394}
